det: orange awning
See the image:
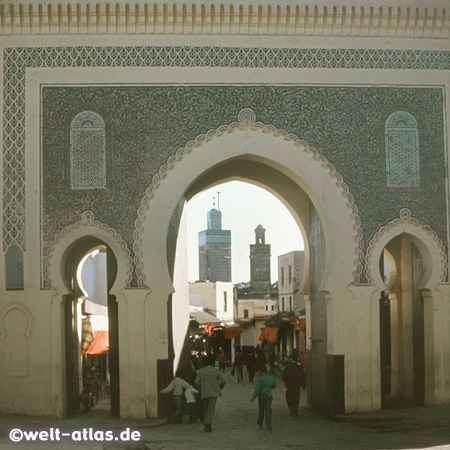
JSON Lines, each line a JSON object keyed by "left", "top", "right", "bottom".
{"left": 223, "top": 325, "right": 240, "bottom": 339}
{"left": 264, "top": 327, "right": 278, "bottom": 343}
{"left": 299, "top": 318, "right": 306, "bottom": 332}
{"left": 291, "top": 316, "right": 306, "bottom": 332}
{"left": 86, "top": 330, "right": 109, "bottom": 355}
{"left": 258, "top": 329, "right": 265, "bottom": 342}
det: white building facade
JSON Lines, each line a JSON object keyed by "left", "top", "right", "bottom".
{"left": 278, "top": 251, "right": 306, "bottom": 314}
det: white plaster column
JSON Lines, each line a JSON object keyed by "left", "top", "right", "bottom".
{"left": 422, "top": 289, "right": 436, "bottom": 405}
{"left": 423, "top": 286, "right": 450, "bottom": 405}
{"left": 388, "top": 292, "right": 400, "bottom": 398}
{"left": 50, "top": 294, "right": 66, "bottom": 418}
{"left": 144, "top": 283, "right": 173, "bottom": 418}
{"left": 400, "top": 235, "right": 414, "bottom": 401}
{"left": 437, "top": 285, "right": 450, "bottom": 404}
{"left": 344, "top": 286, "right": 381, "bottom": 412}
{"left": 119, "top": 290, "right": 147, "bottom": 419}
{"left": 304, "top": 295, "right": 311, "bottom": 354}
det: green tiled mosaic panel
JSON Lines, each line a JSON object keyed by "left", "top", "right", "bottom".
{"left": 70, "top": 111, "right": 106, "bottom": 190}
{"left": 41, "top": 85, "right": 447, "bottom": 286}
{"left": 385, "top": 111, "right": 420, "bottom": 188}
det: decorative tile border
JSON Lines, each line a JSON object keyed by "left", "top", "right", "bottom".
{"left": 2, "top": 45, "right": 449, "bottom": 273}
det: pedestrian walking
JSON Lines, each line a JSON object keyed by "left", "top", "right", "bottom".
{"left": 250, "top": 365, "right": 277, "bottom": 430}
{"left": 184, "top": 385, "right": 199, "bottom": 423}
{"left": 160, "top": 372, "right": 192, "bottom": 424}
{"left": 218, "top": 350, "right": 226, "bottom": 373}
{"left": 233, "top": 348, "right": 244, "bottom": 382}
{"left": 282, "top": 356, "right": 305, "bottom": 417}
{"left": 255, "top": 348, "right": 267, "bottom": 371}
{"left": 195, "top": 354, "right": 226, "bottom": 432}
{"left": 246, "top": 350, "right": 256, "bottom": 382}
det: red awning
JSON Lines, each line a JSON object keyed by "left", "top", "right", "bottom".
{"left": 258, "top": 329, "right": 265, "bottom": 342}
{"left": 299, "top": 318, "right": 306, "bottom": 332}
{"left": 265, "top": 327, "right": 278, "bottom": 342}
{"left": 86, "top": 330, "right": 109, "bottom": 355}
{"left": 205, "top": 326, "right": 215, "bottom": 337}
{"left": 223, "top": 325, "right": 240, "bottom": 339}
{"left": 291, "top": 316, "right": 306, "bottom": 332}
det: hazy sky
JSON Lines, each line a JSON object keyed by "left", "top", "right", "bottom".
{"left": 186, "top": 181, "right": 304, "bottom": 283}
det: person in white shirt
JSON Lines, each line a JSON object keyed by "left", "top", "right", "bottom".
{"left": 160, "top": 372, "right": 192, "bottom": 424}
{"left": 184, "top": 386, "right": 199, "bottom": 423}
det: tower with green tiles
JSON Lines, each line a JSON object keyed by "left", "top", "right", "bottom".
{"left": 198, "top": 203, "right": 232, "bottom": 282}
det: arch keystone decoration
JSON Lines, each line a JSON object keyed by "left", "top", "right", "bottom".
{"left": 133, "top": 108, "right": 364, "bottom": 289}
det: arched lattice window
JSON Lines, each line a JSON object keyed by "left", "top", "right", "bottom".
{"left": 70, "top": 111, "right": 106, "bottom": 190}
{"left": 385, "top": 111, "right": 420, "bottom": 188}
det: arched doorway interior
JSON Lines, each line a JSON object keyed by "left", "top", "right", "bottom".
{"left": 379, "top": 233, "right": 426, "bottom": 407}
{"left": 63, "top": 237, "right": 120, "bottom": 416}
{"left": 168, "top": 157, "right": 338, "bottom": 414}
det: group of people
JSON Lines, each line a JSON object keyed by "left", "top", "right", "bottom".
{"left": 251, "top": 351, "right": 306, "bottom": 429}
{"left": 160, "top": 348, "right": 306, "bottom": 432}
{"left": 160, "top": 353, "right": 226, "bottom": 432}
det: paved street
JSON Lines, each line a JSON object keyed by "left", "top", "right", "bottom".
{"left": 1, "top": 370, "right": 449, "bottom": 450}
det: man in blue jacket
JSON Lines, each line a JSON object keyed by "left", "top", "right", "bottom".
{"left": 251, "top": 365, "right": 277, "bottom": 430}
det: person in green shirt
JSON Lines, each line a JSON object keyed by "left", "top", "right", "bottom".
{"left": 250, "top": 365, "right": 277, "bottom": 430}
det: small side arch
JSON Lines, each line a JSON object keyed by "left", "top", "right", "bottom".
{"left": 366, "top": 209, "right": 447, "bottom": 291}
{"left": 47, "top": 211, "right": 132, "bottom": 298}
{"left": 0, "top": 303, "right": 33, "bottom": 377}
{"left": 0, "top": 302, "right": 33, "bottom": 337}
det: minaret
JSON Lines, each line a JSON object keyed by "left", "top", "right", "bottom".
{"left": 249, "top": 224, "right": 271, "bottom": 293}
{"left": 198, "top": 194, "right": 232, "bottom": 282}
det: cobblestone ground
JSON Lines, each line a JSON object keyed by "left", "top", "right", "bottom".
{"left": 1, "top": 370, "right": 449, "bottom": 450}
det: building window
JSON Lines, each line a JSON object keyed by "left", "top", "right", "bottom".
{"left": 271, "top": 305, "right": 275, "bottom": 311}
{"left": 385, "top": 111, "right": 420, "bottom": 188}
{"left": 282, "top": 297, "right": 285, "bottom": 312}
{"left": 289, "top": 264, "right": 292, "bottom": 284}
{"left": 70, "top": 111, "right": 106, "bottom": 190}
{"left": 281, "top": 267, "right": 284, "bottom": 285}
{"left": 265, "top": 305, "right": 268, "bottom": 311}
{"left": 244, "top": 309, "right": 249, "bottom": 318}
{"left": 223, "top": 291, "right": 227, "bottom": 312}
{"left": 289, "top": 296, "right": 292, "bottom": 312}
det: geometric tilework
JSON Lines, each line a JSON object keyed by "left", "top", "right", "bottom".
{"left": 70, "top": 111, "right": 106, "bottom": 190}
{"left": 3, "top": 46, "right": 450, "bottom": 253}
{"left": 41, "top": 84, "right": 447, "bottom": 287}
{"left": 385, "top": 111, "right": 420, "bottom": 188}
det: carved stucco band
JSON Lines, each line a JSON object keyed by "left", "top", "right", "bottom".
{"left": 133, "top": 108, "right": 364, "bottom": 289}
{"left": 0, "top": 3, "right": 448, "bottom": 39}
{"left": 365, "top": 208, "right": 448, "bottom": 284}
{"left": 44, "top": 211, "right": 133, "bottom": 288}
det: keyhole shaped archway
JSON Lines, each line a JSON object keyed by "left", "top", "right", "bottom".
{"left": 62, "top": 237, "right": 120, "bottom": 417}
{"left": 47, "top": 211, "right": 132, "bottom": 418}
{"left": 379, "top": 234, "right": 428, "bottom": 408}
{"left": 139, "top": 118, "right": 360, "bottom": 414}
{"left": 367, "top": 212, "right": 448, "bottom": 409}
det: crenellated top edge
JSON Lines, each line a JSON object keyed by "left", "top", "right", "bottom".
{"left": 0, "top": 1, "right": 448, "bottom": 38}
